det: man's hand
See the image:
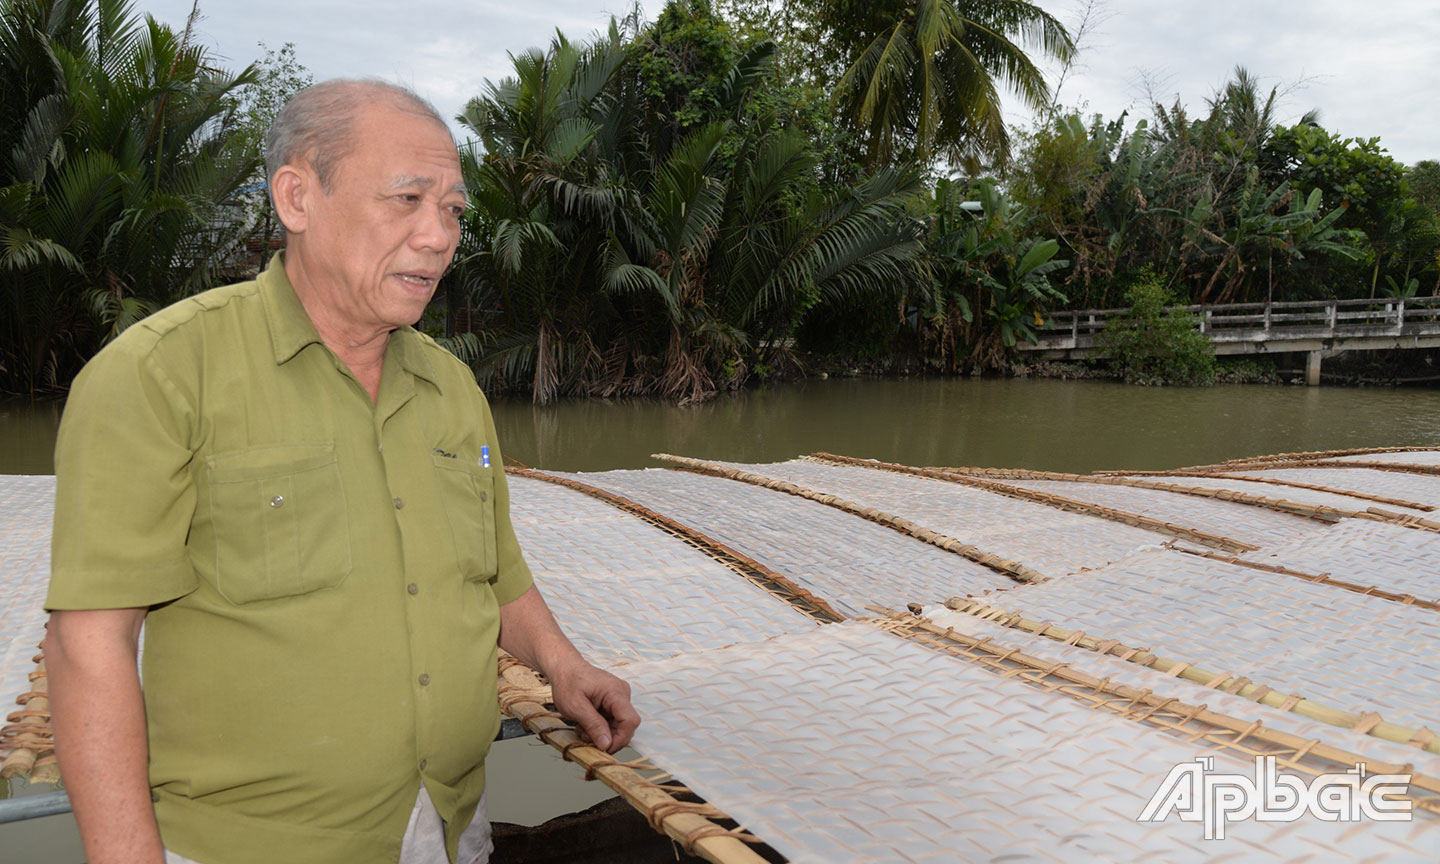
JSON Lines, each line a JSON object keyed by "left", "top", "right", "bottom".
{"left": 498, "top": 584, "right": 642, "bottom": 754}
{"left": 547, "top": 659, "right": 640, "bottom": 753}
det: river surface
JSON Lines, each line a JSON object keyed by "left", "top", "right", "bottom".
{"left": 7, "top": 377, "right": 1440, "bottom": 476}
{"left": 5, "top": 376, "right": 1440, "bottom": 860}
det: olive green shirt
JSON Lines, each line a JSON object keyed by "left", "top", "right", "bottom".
{"left": 47, "top": 254, "right": 533, "bottom": 864}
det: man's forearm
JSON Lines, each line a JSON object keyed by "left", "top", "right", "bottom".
{"left": 48, "top": 608, "right": 164, "bottom": 864}
{"left": 496, "top": 584, "right": 639, "bottom": 752}
{"left": 496, "top": 584, "right": 586, "bottom": 678}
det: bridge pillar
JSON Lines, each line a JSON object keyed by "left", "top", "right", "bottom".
{"left": 1306, "top": 350, "right": 1322, "bottom": 386}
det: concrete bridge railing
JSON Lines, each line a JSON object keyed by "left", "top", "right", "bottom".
{"left": 1021, "top": 296, "right": 1440, "bottom": 384}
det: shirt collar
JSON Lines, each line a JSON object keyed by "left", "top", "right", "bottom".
{"left": 389, "top": 326, "right": 444, "bottom": 395}
{"left": 258, "top": 252, "right": 445, "bottom": 394}
{"left": 259, "top": 252, "right": 324, "bottom": 366}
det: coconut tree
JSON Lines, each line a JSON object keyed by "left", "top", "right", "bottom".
{"left": 820, "top": 0, "right": 1073, "bottom": 169}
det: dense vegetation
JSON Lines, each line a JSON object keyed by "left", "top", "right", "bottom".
{"left": 3, "top": 0, "right": 1437, "bottom": 398}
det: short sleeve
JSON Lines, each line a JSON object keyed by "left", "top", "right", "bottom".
{"left": 475, "top": 391, "right": 534, "bottom": 606}
{"left": 46, "top": 339, "right": 201, "bottom": 610}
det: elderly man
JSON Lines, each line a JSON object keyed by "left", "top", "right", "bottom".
{"left": 44, "top": 80, "right": 638, "bottom": 864}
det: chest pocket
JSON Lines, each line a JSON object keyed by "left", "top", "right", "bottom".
{"left": 432, "top": 453, "right": 498, "bottom": 582}
{"left": 205, "top": 445, "right": 352, "bottom": 604}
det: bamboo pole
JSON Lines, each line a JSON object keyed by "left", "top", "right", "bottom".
{"left": 650, "top": 454, "right": 1049, "bottom": 583}
{"left": 1154, "top": 446, "right": 1439, "bottom": 473}
{"left": 867, "top": 610, "right": 1440, "bottom": 808}
{"left": 508, "top": 466, "right": 844, "bottom": 623}
{"left": 938, "top": 597, "right": 1440, "bottom": 755}
{"left": 1172, "top": 545, "right": 1440, "bottom": 610}
{"left": 1186, "top": 472, "right": 1434, "bottom": 512}
{"left": 1214, "top": 446, "right": 1437, "bottom": 466}
{"left": 1206, "top": 459, "right": 1440, "bottom": 480}
{"left": 806, "top": 453, "right": 1261, "bottom": 553}
{"left": 1, "top": 651, "right": 53, "bottom": 782}
{"left": 495, "top": 656, "right": 771, "bottom": 864}
{"left": 901, "top": 462, "right": 1348, "bottom": 523}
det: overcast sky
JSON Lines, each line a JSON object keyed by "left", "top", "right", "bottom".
{"left": 147, "top": 0, "right": 1439, "bottom": 166}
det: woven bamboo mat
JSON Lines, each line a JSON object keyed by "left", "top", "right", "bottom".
{"left": 1330, "top": 450, "right": 1440, "bottom": 467}
{"left": 978, "top": 547, "right": 1440, "bottom": 731}
{"left": 545, "top": 468, "right": 1014, "bottom": 618}
{"left": 0, "top": 477, "right": 53, "bottom": 733}
{"left": 1251, "top": 519, "right": 1440, "bottom": 603}
{"left": 507, "top": 475, "right": 817, "bottom": 666}
{"left": 981, "top": 477, "right": 1328, "bottom": 549}
{"left": 620, "top": 622, "right": 1438, "bottom": 863}
{"left": 699, "top": 459, "right": 1174, "bottom": 577}
{"left": 1132, "top": 472, "right": 1435, "bottom": 515}
{"left": 1228, "top": 467, "right": 1440, "bottom": 508}
{"left": 917, "top": 604, "right": 1440, "bottom": 773}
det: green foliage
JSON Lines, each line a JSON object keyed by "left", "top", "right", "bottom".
{"left": 911, "top": 178, "right": 1067, "bottom": 370}
{"left": 229, "top": 41, "right": 313, "bottom": 254}
{"left": 1004, "top": 66, "right": 1438, "bottom": 310}
{"left": 816, "top": 0, "right": 1074, "bottom": 169}
{"left": 633, "top": 0, "right": 737, "bottom": 133}
{"left": 1098, "top": 271, "right": 1216, "bottom": 386}
{"left": 0, "top": 0, "right": 260, "bottom": 395}
{"left": 455, "top": 15, "right": 924, "bottom": 403}
{"left": 1410, "top": 161, "right": 1440, "bottom": 218}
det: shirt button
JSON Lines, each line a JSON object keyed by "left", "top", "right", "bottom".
{"left": 393, "top": 497, "right": 404, "bottom": 510}
{"left": 418, "top": 673, "right": 430, "bottom": 686}
{"left": 480, "top": 491, "right": 488, "bottom": 502}
{"left": 418, "top": 758, "right": 427, "bottom": 771}
{"left": 407, "top": 583, "right": 419, "bottom": 595}
{"left": 269, "top": 495, "right": 285, "bottom": 508}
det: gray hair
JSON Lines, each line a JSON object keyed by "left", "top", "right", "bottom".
{"left": 264, "top": 79, "right": 450, "bottom": 193}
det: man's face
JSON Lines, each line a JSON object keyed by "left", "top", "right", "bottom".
{"left": 301, "top": 102, "right": 466, "bottom": 332}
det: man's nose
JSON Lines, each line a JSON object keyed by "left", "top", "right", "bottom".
{"left": 410, "top": 205, "right": 456, "bottom": 253}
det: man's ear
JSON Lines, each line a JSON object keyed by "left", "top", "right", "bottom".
{"left": 270, "top": 164, "right": 311, "bottom": 234}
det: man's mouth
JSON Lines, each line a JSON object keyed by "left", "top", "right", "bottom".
{"left": 395, "top": 273, "right": 437, "bottom": 288}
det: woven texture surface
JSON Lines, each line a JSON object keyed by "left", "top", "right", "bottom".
{"left": 550, "top": 468, "right": 1013, "bottom": 617}
{"left": 1331, "top": 450, "right": 1440, "bottom": 466}
{"left": 988, "top": 477, "right": 1326, "bottom": 548}
{"left": 623, "top": 622, "right": 1439, "bottom": 863}
{"left": 0, "top": 475, "right": 53, "bottom": 740}
{"left": 706, "top": 459, "right": 1168, "bottom": 578}
{"left": 918, "top": 604, "right": 1440, "bottom": 778}
{"left": 1230, "top": 467, "right": 1440, "bottom": 509}
{"left": 508, "top": 475, "right": 816, "bottom": 666}
{"left": 1137, "top": 473, "right": 1434, "bottom": 515}
{"left": 985, "top": 547, "right": 1440, "bottom": 731}
{"left": 1254, "top": 519, "right": 1440, "bottom": 601}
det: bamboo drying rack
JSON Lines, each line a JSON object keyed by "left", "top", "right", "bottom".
{"left": 0, "top": 636, "right": 55, "bottom": 784}
{"left": 866, "top": 609, "right": 1440, "bottom": 814}
{"left": 936, "top": 596, "right": 1440, "bottom": 755}
{"left": 651, "top": 454, "right": 1048, "bottom": 583}
{"left": 495, "top": 653, "right": 774, "bottom": 864}
{"left": 881, "top": 461, "right": 1357, "bottom": 522}
{"left": 1172, "top": 544, "right": 1440, "bottom": 610}
{"left": 806, "top": 453, "right": 1266, "bottom": 552}
{"left": 816, "top": 450, "right": 1440, "bottom": 535}
{"left": 509, "top": 466, "right": 844, "bottom": 624}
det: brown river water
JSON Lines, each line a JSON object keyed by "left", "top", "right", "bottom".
{"left": 4, "top": 376, "right": 1440, "bottom": 860}
{"left": 10, "top": 376, "right": 1439, "bottom": 476}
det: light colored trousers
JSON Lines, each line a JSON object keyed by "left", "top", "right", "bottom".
{"left": 163, "top": 788, "right": 492, "bottom": 864}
